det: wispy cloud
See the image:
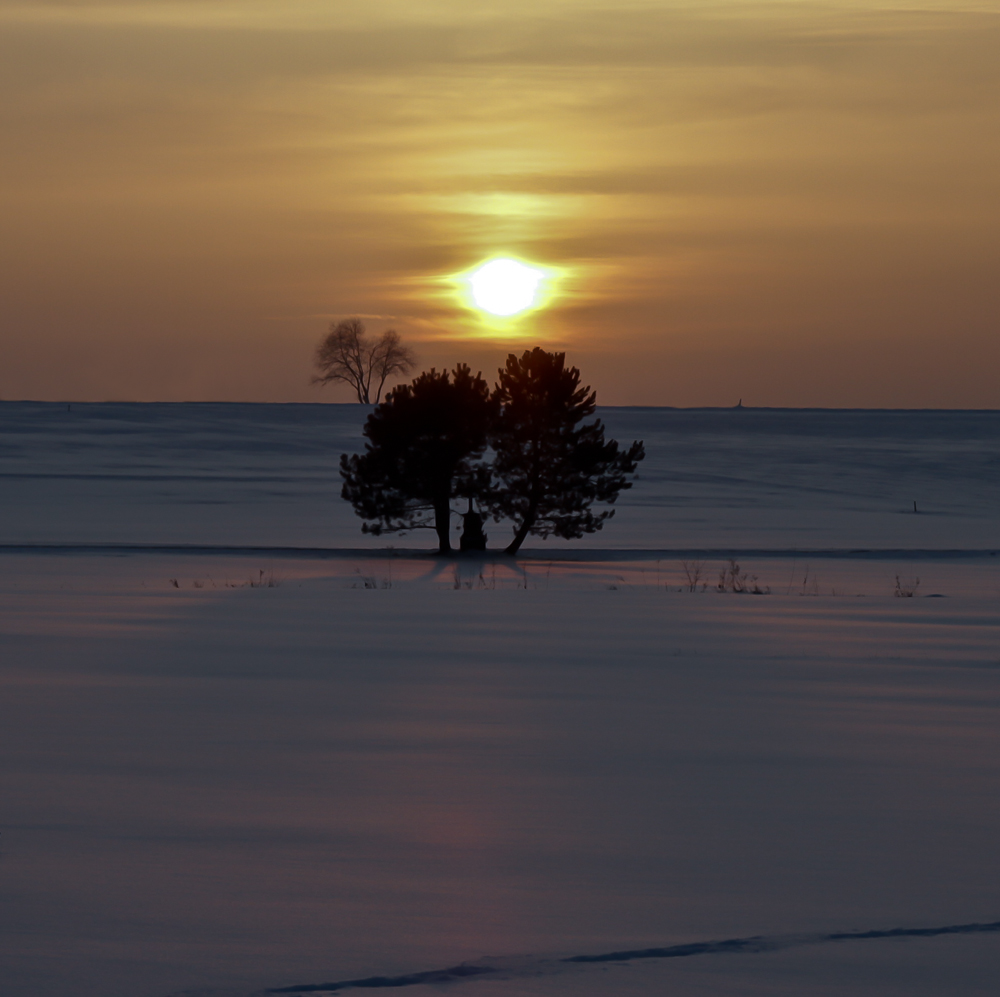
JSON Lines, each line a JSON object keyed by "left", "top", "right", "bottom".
{"left": 0, "top": 2, "right": 997, "bottom": 403}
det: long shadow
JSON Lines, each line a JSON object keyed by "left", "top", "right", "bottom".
{"left": 267, "top": 919, "right": 1000, "bottom": 993}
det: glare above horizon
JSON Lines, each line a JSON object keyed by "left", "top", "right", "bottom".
{"left": 0, "top": 0, "right": 997, "bottom": 406}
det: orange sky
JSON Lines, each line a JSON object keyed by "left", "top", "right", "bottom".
{"left": 1, "top": 1, "right": 998, "bottom": 406}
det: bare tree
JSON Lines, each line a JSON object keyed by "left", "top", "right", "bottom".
{"left": 312, "top": 319, "right": 416, "bottom": 403}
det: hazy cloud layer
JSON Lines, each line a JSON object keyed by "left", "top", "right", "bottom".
{"left": 1, "top": 1, "right": 998, "bottom": 404}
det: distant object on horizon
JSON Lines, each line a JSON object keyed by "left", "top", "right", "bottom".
{"left": 735, "top": 399, "right": 743, "bottom": 409}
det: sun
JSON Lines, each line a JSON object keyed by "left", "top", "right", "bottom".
{"left": 469, "top": 259, "right": 545, "bottom": 316}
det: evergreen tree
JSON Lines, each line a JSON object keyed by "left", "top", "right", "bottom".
{"left": 488, "top": 348, "right": 644, "bottom": 555}
{"left": 340, "top": 365, "right": 496, "bottom": 553}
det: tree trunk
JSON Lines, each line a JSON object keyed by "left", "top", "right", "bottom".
{"left": 433, "top": 497, "right": 452, "bottom": 554}
{"left": 505, "top": 475, "right": 540, "bottom": 556}
{"left": 505, "top": 505, "right": 537, "bottom": 556}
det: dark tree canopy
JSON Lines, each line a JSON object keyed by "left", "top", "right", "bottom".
{"left": 487, "top": 348, "right": 644, "bottom": 555}
{"left": 340, "top": 365, "right": 496, "bottom": 553}
{"left": 313, "top": 318, "right": 416, "bottom": 404}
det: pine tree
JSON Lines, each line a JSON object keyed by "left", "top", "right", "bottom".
{"left": 340, "top": 365, "right": 496, "bottom": 553}
{"left": 488, "top": 348, "right": 644, "bottom": 555}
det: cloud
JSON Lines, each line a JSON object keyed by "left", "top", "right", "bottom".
{"left": 0, "top": 2, "right": 997, "bottom": 403}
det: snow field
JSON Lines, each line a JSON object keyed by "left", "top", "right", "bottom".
{"left": 3, "top": 403, "right": 999, "bottom": 994}
{"left": 2, "top": 552, "right": 1000, "bottom": 996}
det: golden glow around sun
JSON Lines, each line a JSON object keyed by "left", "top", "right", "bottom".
{"left": 469, "top": 259, "right": 545, "bottom": 316}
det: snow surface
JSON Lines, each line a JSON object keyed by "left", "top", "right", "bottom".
{"left": 2, "top": 402, "right": 999, "bottom": 550}
{"left": 2, "top": 404, "right": 1000, "bottom": 997}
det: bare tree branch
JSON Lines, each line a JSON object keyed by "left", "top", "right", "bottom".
{"left": 312, "top": 319, "right": 416, "bottom": 403}
{"left": 371, "top": 329, "right": 417, "bottom": 403}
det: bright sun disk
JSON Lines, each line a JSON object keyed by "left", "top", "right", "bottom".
{"left": 469, "top": 259, "right": 544, "bottom": 316}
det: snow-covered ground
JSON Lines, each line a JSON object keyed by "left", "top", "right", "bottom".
{"left": 2, "top": 402, "right": 998, "bottom": 550}
{"left": 2, "top": 404, "right": 999, "bottom": 996}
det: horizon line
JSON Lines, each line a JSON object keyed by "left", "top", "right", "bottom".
{"left": 3, "top": 399, "right": 1000, "bottom": 414}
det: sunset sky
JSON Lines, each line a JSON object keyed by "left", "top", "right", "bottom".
{"left": 1, "top": 0, "right": 998, "bottom": 406}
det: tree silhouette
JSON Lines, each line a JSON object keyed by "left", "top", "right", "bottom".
{"left": 313, "top": 318, "right": 416, "bottom": 403}
{"left": 487, "top": 348, "right": 644, "bottom": 555}
{"left": 340, "top": 365, "right": 496, "bottom": 553}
